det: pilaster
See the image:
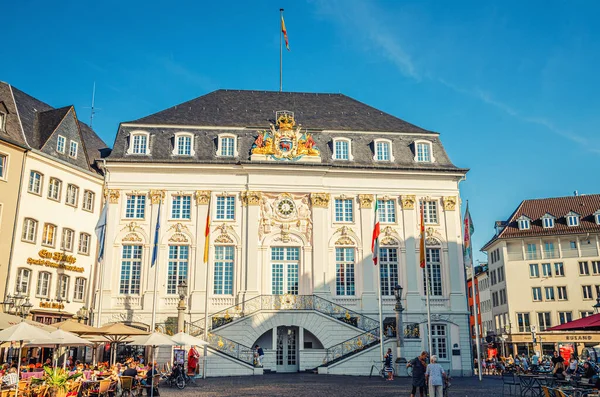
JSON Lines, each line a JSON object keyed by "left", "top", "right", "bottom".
{"left": 358, "top": 194, "right": 376, "bottom": 311}
{"left": 190, "top": 190, "right": 210, "bottom": 315}
{"left": 242, "top": 191, "right": 262, "bottom": 299}
{"left": 311, "top": 193, "right": 330, "bottom": 295}
{"left": 400, "top": 195, "right": 420, "bottom": 307}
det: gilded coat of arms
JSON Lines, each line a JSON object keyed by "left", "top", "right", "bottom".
{"left": 251, "top": 111, "right": 321, "bottom": 162}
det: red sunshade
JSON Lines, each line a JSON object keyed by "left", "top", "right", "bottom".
{"left": 548, "top": 313, "right": 600, "bottom": 331}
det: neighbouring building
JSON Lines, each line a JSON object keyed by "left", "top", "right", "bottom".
{"left": 476, "top": 267, "right": 494, "bottom": 351}
{"left": 98, "top": 89, "right": 471, "bottom": 376}
{"left": 482, "top": 194, "right": 600, "bottom": 356}
{"left": 0, "top": 81, "right": 109, "bottom": 325}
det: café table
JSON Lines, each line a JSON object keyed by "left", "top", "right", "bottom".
{"left": 21, "top": 372, "right": 44, "bottom": 380}
{"left": 519, "top": 374, "right": 544, "bottom": 397}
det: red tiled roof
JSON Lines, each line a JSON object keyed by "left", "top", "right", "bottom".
{"left": 547, "top": 313, "right": 600, "bottom": 331}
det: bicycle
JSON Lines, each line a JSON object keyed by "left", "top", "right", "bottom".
{"left": 369, "top": 360, "right": 396, "bottom": 379}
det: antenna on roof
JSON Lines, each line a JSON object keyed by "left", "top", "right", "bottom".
{"left": 85, "top": 82, "right": 101, "bottom": 128}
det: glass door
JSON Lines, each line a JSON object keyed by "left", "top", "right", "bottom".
{"left": 276, "top": 326, "right": 299, "bottom": 372}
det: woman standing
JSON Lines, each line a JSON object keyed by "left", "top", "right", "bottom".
{"left": 407, "top": 351, "right": 428, "bottom": 397}
{"left": 187, "top": 346, "right": 200, "bottom": 376}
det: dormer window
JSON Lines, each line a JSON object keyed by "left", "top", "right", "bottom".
{"left": 173, "top": 133, "right": 195, "bottom": 156}
{"left": 127, "top": 131, "right": 150, "bottom": 155}
{"left": 56, "top": 136, "right": 66, "bottom": 153}
{"left": 594, "top": 210, "right": 600, "bottom": 225}
{"left": 566, "top": 211, "right": 580, "bottom": 227}
{"left": 414, "top": 140, "right": 435, "bottom": 163}
{"left": 541, "top": 214, "right": 555, "bottom": 229}
{"left": 217, "top": 134, "right": 238, "bottom": 157}
{"left": 373, "top": 139, "right": 394, "bottom": 162}
{"left": 517, "top": 215, "right": 531, "bottom": 230}
{"left": 0, "top": 112, "right": 5, "bottom": 131}
{"left": 69, "top": 141, "right": 78, "bottom": 159}
{"left": 332, "top": 138, "right": 353, "bottom": 161}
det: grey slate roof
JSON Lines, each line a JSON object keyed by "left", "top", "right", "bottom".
{"left": 111, "top": 90, "right": 464, "bottom": 172}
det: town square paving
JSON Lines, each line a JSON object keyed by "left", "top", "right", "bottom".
{"left": 164, "top": 374, "right": 503, "bottom": 397}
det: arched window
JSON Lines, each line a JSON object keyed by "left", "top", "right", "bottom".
{"left": 61, "top": 228, "right": 75, "bottom": 252}
{"left": 74, "top": 277, "right": 86, "bottom": 301}
{"left": 41, "top": 223, "right": 57, "bottom": 247}
{"left": 22, "top": 218, "right": 38, "bottom": 243}
{"left": 66, "top": 184, "right": 79, "bottom": 207}
{"left": 332, "top": 138, "right": 353, "bottom": 160}
{"left": 28, "top": 171, "right": 43, "bottom": 195}
{"left": 78, "top": 233, "right": 91, "bottom": 255}
{"left": 373, "top": 139, "right": 394, "bottom": 162}
{"left": 127, "top": 131, "right": 151, "bottom": 155}
{"left": 413, "top": 140, "right": 435, "bottom": 163}
{"left": 57, "top": 275, "right": 70, "bottom": 300}
{"left": 16, "top": 268, "right": 31, "bottom": 295}
{"left": 217, "top": 134, "right": 238, "bottom": 158}
{"left": 36, "top": 272, "right": 52, "bottom": 298}
{"left": 48, "top": 178, "right": 62, "bottom": 201}
{"left": 173, "top": 133, "right": 195, "bottom": 156}
{"left": 167, "top": 245, "right": 189, "bottom": 294}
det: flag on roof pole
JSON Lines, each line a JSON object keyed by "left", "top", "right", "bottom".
{"left": 419, "top": 201, "right": 426, "bottom": 268}
{"left": 151, "top": 202, "right": 161, "bottom": 267}
{"left": 281, "top": 14, "right": 290, "bottom": 51}
{"left": 372, "top": 197, "right": 380, "bottom": 265}
{"left": 95, "top": 203, "right": 108, "bottom": 262}
{"left": 203, "top": 199, "right": 211, "bottom": 264}
{"left": 463, "top": 202, "right": 475, "bottom": 268}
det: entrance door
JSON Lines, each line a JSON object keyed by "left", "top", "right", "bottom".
{"left": 276, "top": 326, "right": 299, "bottom": 373}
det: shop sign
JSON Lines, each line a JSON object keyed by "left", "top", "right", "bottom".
{"left": 26, "top": 250, "right": 84, "bottom": 273}
{"left": 39, "top": 302, "right": 65, "bottom": 310}
{"left": 565, "top": 335, "right": 593, "bottom": 341}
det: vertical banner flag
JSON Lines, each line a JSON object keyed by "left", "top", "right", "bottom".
{"left": 371, "top": 197, "right": 380, "bottom": 265}
{"left": 463, "top": 203, "right": 475, "bottom": 267}
{"left": 419, "top": 200, "right": 426, "bottom": 268}
{"left": 151, "top": 202, "right": 161, "bottom": 267}
{"left": 281, "top": 14, "right": 290, "bottom": 51}
{"left": 95, "top": 203, "right": 108, "bottom": 262}
{"left": 203, "top": 199, "right": 211, "bottom": 264}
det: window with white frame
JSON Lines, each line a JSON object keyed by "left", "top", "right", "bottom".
{"left": 215, "top": 196, "right": 235, "bottom": 220}
{"left": 56, "top": 136, "right": 66, "bottom": 153}
{"left": 41, "top": 223, "right": 57, "bottom": 247}
{"left": 595, "top": 210, "right": 600, "bottom": 225}
{"left": 526, "top": 243, "right": 537, "bottom": 259}
{"left": 557, "top": 286, "right": 568, "bottom": 300}
{"left": 125, "top": 195, "right": 146, "bottom": 219}
{"left": 537, "top": 312, "right": 551, "bottom": 331}
{"left": 57, "top": 275, "right": 70, "bottom": 300}
{"left": 593, "top": 261, "right": 600, "bottom": 275}
{"left": 271, "top": 247, "right": 299, "bottom": 295}
{"left": 78, "top": 233, "right": 91, "bottom": 255}
{"left": 167, "top": 246, "right": 189, "bottom": 294}
{"left": 334, "top": 198, "right": 354, "bottom": 222}
{"left": 174, "top": 134, "right": 194, "bottom": 156}
{"left": 517, "top": 313, "right": 531, "bottom": 332}
{"left": 16, "top": 268, "right": 31, "bottom": 295}
{"left": 0, "top": 112, "right": 5, "bottom": 131}
{"left": 379, "top": 247, "right": 398, "bottom": 296}
{"left": 217, "top": 135, "right": 237, "bottom": 157}
{"left": 129, "top": 132, "right": 149, "bottom": 155}
{"left": 542, "top": 214, "right": 555, "bottom": 228}
{"left": 421, "top": 200, "right": 438, "bottom": 224}
{"left": 22, "top": 218, "right": 37, "bottom": 243}
{"left": 83, "top": 190, "right": 95, "bottom": 212}
{"left": 377, "top": 199, "right": 396, "bottom": 223}
{"left": 333, "top": 138, "right": 352, "bottom": 160}
{"left": 517, "top": 216, "right": 531, "bottom": 230}
{"left": 374, "top": 139, "right": 393, "bottom": 161}
{"left": 120, "top": 245, "right": 142, "bottom": 294}
{"left": 554, "top": 262, "right": 565, "bottom": 276}
{"left": 214, "top": 246, "right": 234, "bottom": 295}
{"left": 335, "top": 247, "right": 355, "bottom": 295}
{"left": 431, "top": 324, "right": 448, "bottom": 359}
{"left": 544, "top": 286, "right": 555, "bottom": 301}
{"left": 171, "top": 195, "right": 191, "bottom": 219}
{"left": 74, "top": 277, "right": 86, "bottom": 301}
{"left": 48, "top": 178, "right": 62, "bottom": 201}
{"left": 66, "top": 184, "right": 79, "bottom": 207}
{"left": 61, "top": 228, "right": 74, "bottom": 252}
{"left": 28, "top": 171, "right": 43, "bottom": 194}
{"left": 579, "top": 261, "right": 590, "bottom": 276}
{"left": 542, "top": 263, "right": 552, "bottom": 277}
{"left": 558, "top": 312, "right": 572, "bottom": 325}
{"left": 581, "top": 311, "right": 594, "bottom": 318}
{"left": 423, "top": 248, "right": 442, "bottom": 296}
{"left": 414, "top": 141, "right": 434, "bottom": 163}
{"left": 582, "top": 285, "right": 593, "bottom": 300}
{"left": 0, "top": 153, "right": 7, "bottom": 180}
{"left": 36, "top": 272, "right": 51, "bottom": 298}
{"left": 567, "top": 212, "right": 580, "bottom": 226}
{"left": 69, "top": 141, "right": 78, "bottom": 158}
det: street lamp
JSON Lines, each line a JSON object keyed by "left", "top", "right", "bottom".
{"left": 76, "top": 307, "right": 89, "bottom": 323}
{"left": 393, "top": 284, "right": 406, "bottom": 365}
{"left": 1, "top": 295, "right": 15, "bottom": 313}
{"left": 21, "top": 298, "right": 33, "bottom": 319}
{"left": 593, "top": 297, "right": 600, "bottom": 314}
{"left": 177, "top": 281, "right": 188, "bottom": 333}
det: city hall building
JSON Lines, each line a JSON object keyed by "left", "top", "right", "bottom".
{"left": 97, "top": 90, "right": 471, "bottom": 376}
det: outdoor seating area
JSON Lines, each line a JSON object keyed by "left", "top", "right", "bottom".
{"left": 502, "top": 373, "right": 600, "bottom": 397}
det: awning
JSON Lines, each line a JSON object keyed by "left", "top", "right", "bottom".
{"left": 548, "top": 313, "right": 600, "bottom": 331}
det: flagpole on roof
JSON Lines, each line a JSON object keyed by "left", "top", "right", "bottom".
{"left": 280, "top": 8, "right": 283, "bottom": 92}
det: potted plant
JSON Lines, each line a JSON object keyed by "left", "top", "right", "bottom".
{"left": 43, "top": 367, "right": 81, "bottom": 397}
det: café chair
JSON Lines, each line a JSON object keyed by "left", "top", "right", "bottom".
{"left": 87, "top": 379, "right": 111, "bottom": 397}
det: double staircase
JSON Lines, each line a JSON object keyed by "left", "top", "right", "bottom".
{"left": 186, "top": 294, "right": 385, "bottom": 368}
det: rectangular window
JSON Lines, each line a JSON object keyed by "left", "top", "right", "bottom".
{"left": 416, "top": 143, "right": 431, "bottom": 162}
{"left": 335, "top": 247, "right": 355, "bottom": 296}
{"left": 583, "top": 285, "right": 593, "bottom": 300}
{"left": 120, "top": 245, "right": 142, "bottom": 294}
{"left": 41, "top": 223, "right": 56, "bottom": 247}
{"left": 22, "top": 218, "right": 37, "bottom": 243}
{"left": 544, "top": 242, "right": 556, "bottom": 258}
{"left": 431, "top": 325, "right": 447, "bottom": 359}
{"left": 379, "top": 247, "right": 398, "bottom": 296}
{"left": 220, "top": 137, "right": 235, "bottom": 157}
{"left": 56, "top": 136, "right": 66, "bottom": 153}
{"left": 422, "top": 201, "right": 438, "bottom": 224}
{"left": 74, "top": 278, "right": 86, "bottom": 301}
{"left": 48, "top": 178, "right": 61, "bottom": 201}
{"left": 270, "top": 247, "right": 300, "bottom": 295}
{"left": 581, "top": 311, "right": 594, "bottom": 318}
{"left": 16, "top": 268, "right": 31, "bottom": 295}
{"left": 28, "top": 171, "right": 42, "bottom": 194}
{"left": 334, "top": 198, "right": 353, "bottom": 222}
{"left": 132, "top": 135, "right": 147, "bottom": 154}
{"left": 554, "top": 263, "right": 565, "bottom": 277}
{"left": 167, "top": 246, "right": 189, "bottom": 294}
{"left": 215, "top": 196, "right": 235, "bottom": 220}
{"left": 83, "top": 190, "right": 95, "bottom": 212}
{"left": 171, "top": 195, "right": 192, "bottom": 219}
{"left": 568, "top": 215, "right": 580, "bottom": 226}
{"left": 532, "top": 287, "right": 542, "bottom": 302}
{"left": 69, "top": 141, "right": 78, "bottom": 158}
{"left": 542, "top": 263, "right": 552, "bottom": 278}
{"left": 177, "top": 135, "right": 192, "bottom": 155}
{"left": 558, "top": 312, "right": 572, "bottom": 325}
{"left": 538, "top": 312, "right": 551, "bottom": 331}
{"left": 492, "top": 292, "right": 498, "bottom": 307}
{"left": 557, "top": 286, "right": 568, "bottom": 300}
{"left": 78, "top": 233, "right": 90, "bottom": 255}
{"left": 592, "top": 261, "right": 600, "bottom": 275}
{"left": 498, "top": 266, "right": 505, "bottom": 282}
{"left": 125, "top": 195, "right": 146, "bottom": 219}
{"left": 57, "top": 275, "right": 70, "bottom": 300}
{"left": 423, "top": 248, "right": 442, "bottom": 296}
{"left": 0, "top": 154, "right": 6, "bottom": 180}
{"left": 214, "top": 246, "right": 234, "bottom": 295}
{"left": 517, "top": 313, "right": 530, "bottom": 332}
{"left": 334, "top": 140, "right": 349, "bottom": 160}
{"left": 490, "top": 270, "right": 496, "bottom": 285}
{"left": 579, "top": 261, "right": 590, "bottom": 276}
{"left": 36, "top": 272, "right": 51, "bottom": 298}
{"left": 375, "top": 141, "right": 390, "bottom": 161}
{"left": 543, "top": 217, "right": 554, "bottom": 228}
{"left": 66, "top": 184, "right": 79, "bottom": 207}
{"left": 499, "top": 289, "right": 507, "bottom": 305}
{"left": 529, "top": 264, "right": 539, "bottom": 278}
{"left": 544, "top": 286, "right": 555, "bottom": 301}
{"left": 526, "top": 244, "right": 537, "bottom": 260}
{"left": 61, "top": 228, "right": 74, "bottom": 252}
{"left": 377, "top": 200, "right": 396, "bottom": 223}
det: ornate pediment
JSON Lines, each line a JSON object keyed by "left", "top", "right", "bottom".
{"left": 121, "top": 222, "right": 141, "bottom": 233}
{"left": 443, "top": 196, "right": 457, "bottom": 211}
{"left": 123, "top": 233, "right": 142, "bottom": 242}
{"left": 104, "top": 188, "right": 120, "bottom": 204}
{"left": 195, "top": 190, "right": 211, "bottom": 205}
{"left": 401, "top": 195, "right": 416, "bottom": 210}
{"left": 380, "top": 226, "right": 400, "bottom": 246}
{"left": 168, "top": 223, "right": 189, "bottom": 243}
{"left": 334, "top": 225, "right": 357, "bottom": 246}
{"left": 214, "top": 223, "right": 235, "bottom": 244}
{"left": 358, "top": 194, "right": 374, "bottom": 209}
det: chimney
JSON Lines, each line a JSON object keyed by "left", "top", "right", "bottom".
{"left": 574, "top": 190, "right": 579, "bottom": 196}
{"left": 495, "top": 221, "right": 507, "bottom": 236}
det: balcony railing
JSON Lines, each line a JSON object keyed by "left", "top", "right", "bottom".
{"left": 322, "top": 327, "right": 381, "bottom": 366}
{"left": 187, "top": 323, "right": 254, "bottom": 365}
{"left": 543, "top": 250, "right": 558, "bottom": 259}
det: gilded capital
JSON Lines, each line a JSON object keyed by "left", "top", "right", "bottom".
{"left": 195, "top": 190, "right": 211, "bottom": 205}
{"left": 400, "top": 195, "right": 416, "bottom": 210}
{"left": 241, "top": 191, "right": 262, "bottom": 206}
{"left": 104, "top": 188, "right": 120, "bottom": 204}
{"left": 358, "top": 194, "right": 374, "bottom": 209}
{"left": 149, "top": 190, "right": 165, "bottom": 205}
{"left": 443, "top": 196, "right": 457, "bottom": 211}
{"left": 310, "top": 193, "right": 331, "bottom": 208}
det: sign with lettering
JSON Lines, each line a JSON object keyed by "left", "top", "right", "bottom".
{"left": 39, "top": 302, "right": 65, "bottom": 310}
{"left": 26, "top": 250, "right": 84, "bottom": 273}
{"left": 565, "top": 335, "right": 593, "bottom": 341}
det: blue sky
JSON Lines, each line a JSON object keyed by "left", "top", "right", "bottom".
{"left": 3, "top": 0, "right": 600, "bottom": 261}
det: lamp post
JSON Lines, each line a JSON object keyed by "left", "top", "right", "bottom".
{"left": 504, "top": 323, "right": 512, "bottom": 357}
{"left": 76, "top": 307, "right": 89, "bottom": 324}
{"left": 20, "top": 298, "right": 33, "bottom": 319}
{"left": 593, "top": 297, "right": 600, "bottom": 314}
{"left": 1, "top": 294, "right": 15, "bottom": 314}
{"left": 393, "top": 284, "right": 406, "bottom": 365}
{"left": 177, "top": 281, "right": 188, "bottom": 333}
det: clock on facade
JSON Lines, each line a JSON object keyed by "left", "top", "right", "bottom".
{"left": 277, "top": 198, "right": 295, "bottom": 217}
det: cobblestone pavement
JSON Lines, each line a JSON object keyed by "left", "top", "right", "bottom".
{"left": 159, "top": 374, "right": 503, "bottom": 397}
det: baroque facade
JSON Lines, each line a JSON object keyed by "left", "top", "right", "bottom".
{"left": 98, "top": 89, "right": 471, "bottom": 376}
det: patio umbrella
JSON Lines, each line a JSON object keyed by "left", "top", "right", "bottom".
{"left": 97, "top": 323, "right": 149, "bottom": 364}
{"left": 0, "top": 312, "right": 55, "bottom": 331}
{"left": 53, "top": 319, "right": 105, "bottom": 335}
{"left": 28, "top": 329, "right": 93, "bottom": 368}
{"left": 128, "top": 333, "right": 176, "bottom": 397}
{"left": 170, "top": 332, "right": 209, "bottom": 347}
{"left": 0, "top": 322, "right": 53, "bottom": 397}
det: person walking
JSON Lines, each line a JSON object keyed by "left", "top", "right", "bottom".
{"left": 254, "top": 345, "right": 264, "bottom": 368}
{"left": 407, "top": 351, "right": 428, "bottom": 397}
{"left": 425, "top": 355, "right": 446, "bottom": 397}
{"left": 384, "top": 348, "right": 394, "bottom": 381}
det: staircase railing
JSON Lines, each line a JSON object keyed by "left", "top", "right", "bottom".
{"left": 187, "top": 323, "right": 255, "bottom": 366}
{"left": 321, "top": 327, "right": 381, "bottom": 366}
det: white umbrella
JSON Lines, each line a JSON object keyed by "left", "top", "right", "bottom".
{"left": 0, "top": 322, "right": 53, "bottom": 397}
{"left": 170, "top": 332, "right": 209, "bottom": 347}
{"left": 128, "top": 333, "right": 176, "bottom": 397}
{"left": 28, "top": 329, "right": 93, "bottom": 369}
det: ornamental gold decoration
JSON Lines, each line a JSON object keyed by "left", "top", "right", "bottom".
{"left": 401, "top": 195, "right": 416, "bottom": 210}
{"left": 241, "top": 191, "right": 262, "bottom": 206}
{"left": 149, "top": 190, "right": 165, "bottom": 204}
{"left": 358, "top": 194, "right": 374, "bottom": 209}
{"left": 443, "top": 196, "right": 457, "bottom": 211}
{"left": 122, "top": 233, "right": 142, "bottom": 242}
{"left": 310, "top": 193, "right": 330, "bottom": 208}
{"left": 195, "top": 190, "right": 211, "bottom": 205}
{"left": 121, "top": 222, "right": 141, "bottom": 233}
{"left": 104, "top": 188, "right": 120, "bottom": 204}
